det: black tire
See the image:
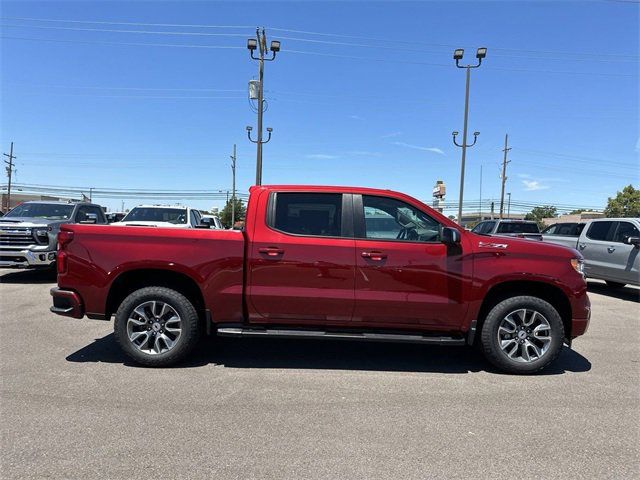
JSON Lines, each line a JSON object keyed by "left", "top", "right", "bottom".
{"left": 605, "top": 281, "right": 626, "bottom": 289}
{"left": 114, "top": 287, "right": 201, "bottom": 367}
{"left": 480, "top": 296, "right": 564, "bottom": 374}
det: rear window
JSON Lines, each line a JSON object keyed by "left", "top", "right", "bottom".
{"left": 272, "top": 192, "right": 343, "bottom": 237}
{"left": 122, "top": 208, "right": 187, "bottom": 224}
{"left": 586, "top": 221, "right": 614, "bottom": 241}
{"left": 496, "top": 222, "right": 540, "bottom": 234}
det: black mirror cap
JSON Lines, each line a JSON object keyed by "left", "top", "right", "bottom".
{"left": 625, "top": 236, "right": 640, "bottom": 247}
{"left": 442, "top": 226, "right": 461, "bottom": 245}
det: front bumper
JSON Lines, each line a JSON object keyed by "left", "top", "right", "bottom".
{"left": 0, "top": 249, "right": 56, "bottom": 268}
{"left": 50, "top": 288, "right": 84, "bottom": 319}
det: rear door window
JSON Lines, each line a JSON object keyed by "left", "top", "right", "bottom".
{"left": 272, "top": 193, "right": 343, "bottom": 237}
{"left": 586, "top": 221, "right": 615, "bottom": 241}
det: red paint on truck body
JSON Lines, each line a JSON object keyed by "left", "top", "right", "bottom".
{"left": 53, "top": 185, "right": 590, "bottom": 339}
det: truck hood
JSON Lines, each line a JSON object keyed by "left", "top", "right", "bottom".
{"left": 111, "top": 221, "right": 189, "bottom": 228}
{"left": 0, "top": 217, "right": 63, "bottom": 228}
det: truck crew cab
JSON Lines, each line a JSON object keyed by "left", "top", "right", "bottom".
{"left": 51, "top": 185, "right": 590, "bottom": 374}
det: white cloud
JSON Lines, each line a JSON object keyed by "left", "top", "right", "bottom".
{"left": 349, "top": 115, "right": 363, "bottom": 120}
{"left": 381, "top": 131, "right": 403, "bottom": 138}
{"left": 305, "top": 154, "right": 339, "bottom": 160}
{"left": 522, "top": 180, "right": 550, "bottom": 191}
{"left": 392, "top": 142, "right": 445, "bottom": 155}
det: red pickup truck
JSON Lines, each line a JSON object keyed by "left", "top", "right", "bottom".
{"left": 51, "top": 185, "right": 590, "bottom": 374}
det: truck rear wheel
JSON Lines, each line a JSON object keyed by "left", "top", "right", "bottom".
{"left": 480, "top": 296, "right": 564, "bottom": 374}
{"left": 114, "top": 287, "right": 201, "bottom": 367}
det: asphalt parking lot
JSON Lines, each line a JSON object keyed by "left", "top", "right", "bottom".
{"left": 0, "top": 268, "right": 638, "bottom": 480}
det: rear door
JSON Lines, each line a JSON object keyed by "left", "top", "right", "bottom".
{"left": 580, "top": 221, "right": 616, "bottom": 279}
{"left": 352, "top": 194, "right": 468, "bottom": 329}
{"left": 247, "top": 191, "right": 356, "bottom": 325}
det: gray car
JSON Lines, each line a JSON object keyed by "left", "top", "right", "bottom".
{"left": 542, "top": 218, "right": 640, "bottom": 288}
{"left": 0, "top": 201, "right": 107, "bottom": 268}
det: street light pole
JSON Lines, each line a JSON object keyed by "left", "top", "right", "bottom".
{"left": 230, "top": 144, "right": 236, "bottom": 227}
{"left": 452, "top": 47, "right": 487, "bottom": 226}
{"left": 507, "top": 192, "right": 512, "bottom": 218}
{"left": 246, "top": 28, "right": 280, "bottom": 186}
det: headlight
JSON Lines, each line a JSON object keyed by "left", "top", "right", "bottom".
{"left": 571, "top": 258, "right": 584, "bottom": 276}
{"left": 35, "top": 228, "right": 50, "bottom": 238}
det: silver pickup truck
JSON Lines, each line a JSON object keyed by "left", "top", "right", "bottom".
{"left": 0, "top": 201, "right": 107, "bottom": 268}
{"left": 542, "top": 218, "right": 640, "bottom": 288}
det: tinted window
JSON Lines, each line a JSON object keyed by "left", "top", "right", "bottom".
{"left": 541, "top": 224, "right": 557, "bottom": 235}
{"left": 586, "top": 221, "right": 615, "bottom": 241}
{"left": 190, "top": 210, "right": 199, "bottom": 227}
{"left": 496, "top": 222, "right": 540, "bottom": 234}
{"left": 471, "top": 222, "right": 486, "bottom": 233}
{"left": 472, "top": 221, "right": 495, "bottom": 234}
{"left": 362, "top": 195, "right": 440, "bottom": 242}
{"left": 273, "top": 193, "right": 342, "bottom": 237}
{"left": 76, "top": 205, "right": 106, "bottom": 223}
{"left": 613, "top": 222, "right": 639, "bottom": 243}
{"left": 6, "top": 203, "right": 74, "bottom": 220}
{"left": 122, "top": 208, "right": 188, "bottom": 224}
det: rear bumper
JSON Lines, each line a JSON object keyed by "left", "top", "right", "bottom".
{"left": 0, "top": 248, "right": 56, "bottom": 268}
{"left": 50, "top": 287, "right": 84, "bottom": 319}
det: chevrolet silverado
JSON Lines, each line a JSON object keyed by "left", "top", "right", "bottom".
{"left": 51, "top": 185, "right": 591, "bottom": 374}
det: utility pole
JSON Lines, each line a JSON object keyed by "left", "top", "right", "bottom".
{"left": 230, "top": 144, "right": 237, "bottom": 228}
{"left": 3, "top": 142, "right": 16, "bottom": 213}
{"left": 89, "top": 187, "right": 93, "bottom": 202}
{"left": 499, "top": 134, "right": 511, "bottom": 219}
{"left": 479, "top": 164, "right": 483, "bottom": 222}
{"left": 507, "top": 192, "right": 512, "bottom": 218}
{"left": 246, "top": 28, "right": 280, "bottom": 186}
{"left": 452, "top": 47, "right": 487, "bottom": 225}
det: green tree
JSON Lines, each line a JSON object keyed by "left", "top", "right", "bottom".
{"left": 220, "top": 197, "right": 246, "bottom": 228}
{"left": 524, "top": 205, "right": 558, "bottom": 229}
{"left": 604, "top": 185, "right": 640, "bottom": 218}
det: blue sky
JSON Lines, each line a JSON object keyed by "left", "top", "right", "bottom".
{"left": 1, "top": 0, "right": 638, "bottom": 214}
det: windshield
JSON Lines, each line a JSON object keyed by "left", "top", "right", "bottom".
{"left": 5, "top": 203, "right": 74, "bottom": 220}
{"left": 496, "top": 222, "right": 540, "bottom": 234}
{"left": 122, "top": 207, "right": 187, "bottom": 224}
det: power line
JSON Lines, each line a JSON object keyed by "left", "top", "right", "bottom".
{"left": 1, "top": 35, "right": 245, "bottom": 50}
{"left": 1, "top": 23, "right": 250, "bottom": 38}
{"left": 4, "top": 16, "right": 635, "bottom": 59}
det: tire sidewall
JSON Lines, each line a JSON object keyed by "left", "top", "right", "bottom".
{"left": 114, "top": 287, "right": 200, "bottom": 367}
{"left": 481, "top": 296, "right": 565, "bottom": 374}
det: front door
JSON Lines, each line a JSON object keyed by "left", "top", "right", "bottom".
{"left": 247, "top": 191, "right": 356, "bottom": 325}
{"left": 608, "top": 221, "right": 640, "bottom": 285}
{"left": 352, "top": 194, "right": 468, "bottom": 330}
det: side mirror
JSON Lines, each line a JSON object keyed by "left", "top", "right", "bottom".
{"left": 625, "top": 236, "right": 640, "bottom": 248}
{"left": 199, "top": 218, "right": 214, "bottom": 228}
{"left": 80, "top": 213, "right": 97, "bottom": 224}
{"left": 442, "top": 226, "right": 461, "bottom": 245}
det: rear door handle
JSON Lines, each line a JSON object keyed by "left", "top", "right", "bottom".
{"left": 578, "top": 243, "right": 586, "bottom": 250}
{"left": 607, "top": 246, "right": 616, "bottom": 253}
{"left": 258, "top": 247, "right": 285, "bottom": 257}
{"left": 361, "top": 251, "right": 387, "bottom": 261}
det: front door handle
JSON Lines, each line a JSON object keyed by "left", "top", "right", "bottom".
{"left": 361, "top": 251, "right": 387, "bottom": 261}
{"left": 578, "top": 243, "right": 586, "bottom": 250}
{"left": 607, "top": 246, "right": 616, "bottom": 253}
{"left": 258, "top": 247, "right": 285, "bottom": 257}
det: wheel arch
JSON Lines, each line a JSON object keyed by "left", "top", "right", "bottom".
{"left": 105, "top": 268, "right": 207, "bottom": 321}
{"left": 475, "top": 280, "right": 572, "bottom": 344}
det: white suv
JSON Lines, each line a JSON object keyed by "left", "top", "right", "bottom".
{"left": 113, "top": 205, "right": 202, "bottom": 229}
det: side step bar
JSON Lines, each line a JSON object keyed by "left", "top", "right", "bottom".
{"left": 216, "top": 327, "right": 466, "bottom": 346}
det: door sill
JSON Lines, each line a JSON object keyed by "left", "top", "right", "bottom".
{"left": 216, "top": 326, "right": 466, "bottom": 346}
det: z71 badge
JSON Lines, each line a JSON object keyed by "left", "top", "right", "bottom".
{"left": 478, "top": 241, "right": 508, "bottom": 249}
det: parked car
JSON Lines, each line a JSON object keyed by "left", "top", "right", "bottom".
{"left": 113, "top": 205, "right": 203, "bottom": 228}
{"left": 0, "top": 201, "right": 107, "bottom": 268}
{"left": 542, "top": 218, "right": 639, "bottom": 288}
{"left": 51, "top": 185, "right": 590, "bottom": 374}
{"left": 200, "top": 214, "right": 223, "bottom": 229}
{"left": 541, "top": 222, "right": 586, "bottom": 249}
{"left": 471, "top": 219, "right": 542, "bottom": 240}
{"left": 106, "top": 212, "right": 126, "bottom": 223}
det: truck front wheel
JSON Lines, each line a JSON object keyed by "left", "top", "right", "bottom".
{"left": 114, "top": 287, "right": 201, "bottom": 367}
{"left": 480, "top": 296, "right": 565, "bottom": 374}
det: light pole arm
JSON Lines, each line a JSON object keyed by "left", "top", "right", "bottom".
{"left": 247, "top": 129, "right": 258, "bottom": 144}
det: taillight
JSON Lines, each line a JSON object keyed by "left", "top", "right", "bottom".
{"left": 57, "top": 230, "right": 74, "bottom": 250}
{"left": 57, "top": 251, "right": 67, "bottom": 274}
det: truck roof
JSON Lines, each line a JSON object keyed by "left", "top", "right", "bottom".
{"left": 253, "top": 184, "right": 407, "bottom": 196}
